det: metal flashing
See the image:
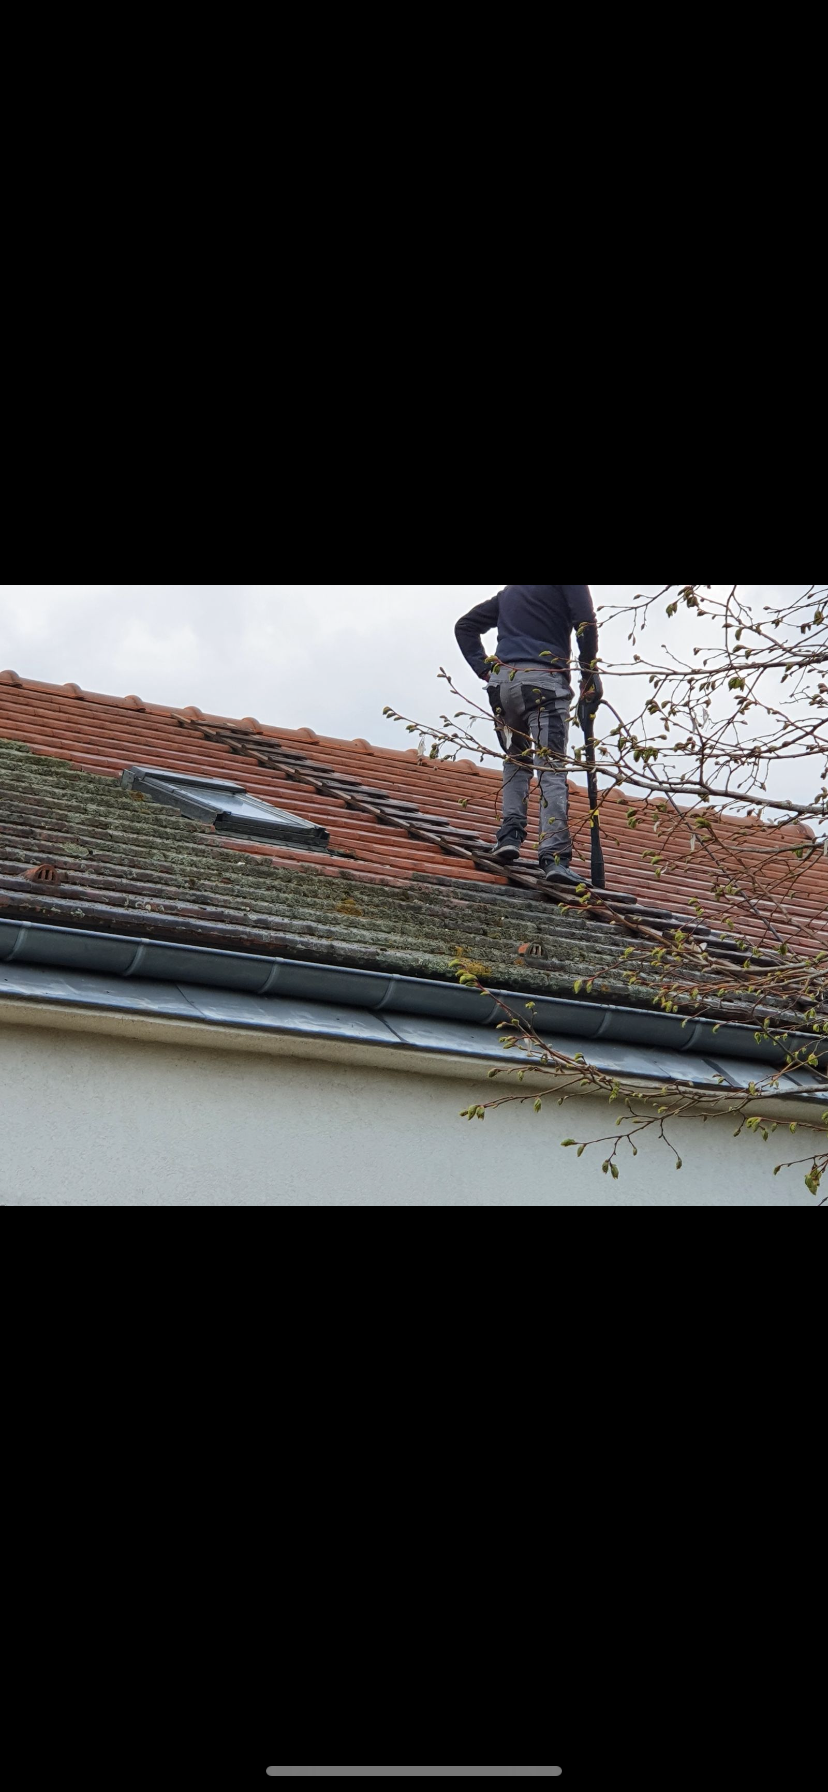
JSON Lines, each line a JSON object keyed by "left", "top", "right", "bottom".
{"left": 1, "top": 958, "right": 821, "bottom": 1099}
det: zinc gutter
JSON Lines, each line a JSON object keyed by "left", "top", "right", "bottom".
{"left": 1, "top": 915, "right": 824, "bottom": 1072}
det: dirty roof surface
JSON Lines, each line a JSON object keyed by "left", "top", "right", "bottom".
{"left": 0, "top": 735, "right": 667, "bottom": 1001}
{"left": 2, "top": 672, "right": 827, "bottom": 999}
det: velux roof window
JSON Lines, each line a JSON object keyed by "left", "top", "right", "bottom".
{"left": 121, "top": 767, "right": 330, "bottom": 850}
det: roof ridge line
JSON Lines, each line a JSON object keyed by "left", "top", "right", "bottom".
{"left": 0, "top": 670, "right": 497, "bottom": 777}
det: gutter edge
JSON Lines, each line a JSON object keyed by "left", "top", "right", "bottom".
{"left": 0, "top": 915, "right": 821, "bottom": 1068}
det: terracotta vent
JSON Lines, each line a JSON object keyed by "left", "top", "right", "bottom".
{"left": 296, "top": 728, "right": 318, "bottom": 742}
{"left": 63, "top": 683, "right": 82, "bottom": 697}
{"left": 123, "top": 695, "right": 145, "bottom": 710}
{"left": 0, "top": 669, "right": 22, "bottom": 685}
{"left": 24, "top": 864, "right": 67, "bottom": 884}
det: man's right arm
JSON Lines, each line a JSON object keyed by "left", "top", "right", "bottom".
{"left": 455, "top": 594, "right": 501, "bottom": 680}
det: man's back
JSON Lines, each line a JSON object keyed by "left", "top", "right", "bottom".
{"left": 455, "top": 585, "right": 597, "bottom": 681}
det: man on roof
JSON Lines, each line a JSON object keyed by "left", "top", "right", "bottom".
{"left": 455, "top": 584, "right": 602, "bottom": 887}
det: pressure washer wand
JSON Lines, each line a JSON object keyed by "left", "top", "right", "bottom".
{"left": 578, "top": 684, "right": 606, "bottom": 892}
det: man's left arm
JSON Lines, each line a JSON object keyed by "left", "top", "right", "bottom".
{"left": 562, "top": 585, "right": 601, "bottom": 697}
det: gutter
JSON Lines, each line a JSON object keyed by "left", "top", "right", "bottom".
{"left": 0, "top": 915, "right": 824, "bottom": 1070}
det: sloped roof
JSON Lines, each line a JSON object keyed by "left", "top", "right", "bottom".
{"left": 0, "top": 734, "right": 674, "bottom": 1002}
{"left": 1, "top": 670, "right": 826, "bottom": 977}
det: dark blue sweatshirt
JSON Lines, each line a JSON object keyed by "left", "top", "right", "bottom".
{"left": 455, "top": 585, "right": 598, "bottom": 682}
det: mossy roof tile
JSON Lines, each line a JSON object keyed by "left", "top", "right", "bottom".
{"left": 2, "top": 674, "right": 827, "bottom": 987}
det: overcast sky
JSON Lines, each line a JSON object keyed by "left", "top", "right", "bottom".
{"left": 0, "top": 586, "right": 816, "bottom": 799}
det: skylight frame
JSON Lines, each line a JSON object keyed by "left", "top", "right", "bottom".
{"left": 120, "top": 766, "right": 331, "bottom": 849}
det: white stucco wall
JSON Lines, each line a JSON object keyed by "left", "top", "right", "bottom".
{"left": 0, "top": 1013, "right": 820, "bottom": 1206}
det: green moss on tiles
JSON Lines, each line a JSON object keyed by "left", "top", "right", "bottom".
{"left": 0, "top": 734, "right": 666, "bottom": 998}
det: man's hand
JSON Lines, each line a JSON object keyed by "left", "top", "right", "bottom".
{"left": 580, "top": 669, "right": 604, "bottom": 705}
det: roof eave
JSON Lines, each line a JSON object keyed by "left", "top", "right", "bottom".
{"left": 1, "top": 915, "right": 822, "bottom": 1072}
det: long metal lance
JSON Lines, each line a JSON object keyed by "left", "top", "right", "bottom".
{"left": 578, "top": 687, "right": 606, "bottom": 891}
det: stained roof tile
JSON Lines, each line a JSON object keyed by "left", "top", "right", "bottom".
{"left": 1, "top": 672, "right": 826, "bottom": 984}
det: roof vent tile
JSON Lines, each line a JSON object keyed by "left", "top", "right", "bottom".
{"left": 24, "top": 863, "right": 67, "bottom": 884}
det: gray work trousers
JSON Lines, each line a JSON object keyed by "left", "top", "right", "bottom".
{"left": 489, "top": 665, "right": 573, "bottom": 861}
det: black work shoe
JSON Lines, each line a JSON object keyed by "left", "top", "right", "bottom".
{"left": 490, "top": 831, "right": 525, "bottom": 865}
{"left": 541, "top": 862, "right": 588, "bottom": 890}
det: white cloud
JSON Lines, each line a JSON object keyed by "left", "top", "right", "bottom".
{"left": 0, "top": 584, "right": 506, "bottom": 740}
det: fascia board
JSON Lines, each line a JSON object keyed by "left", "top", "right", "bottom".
{"left": 1, "top": 961, "right": 825, "bottom": 1113}
{"left": 2, "top": 991, "right": 825, "bottom": 1123}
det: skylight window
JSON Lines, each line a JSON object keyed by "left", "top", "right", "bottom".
{"left": 121, "top": 767, "right": 330, "bottom": 849}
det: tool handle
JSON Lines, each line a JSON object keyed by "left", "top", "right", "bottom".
{"left": 578, "top": 700, "right": 606, "bottom": 891}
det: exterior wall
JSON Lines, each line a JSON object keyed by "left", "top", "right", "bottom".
{"left": 0, "top": 1019, "right": 819, "bottom": 1207}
